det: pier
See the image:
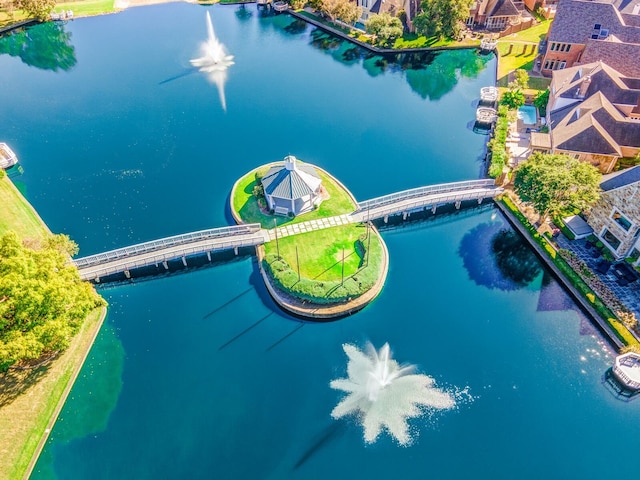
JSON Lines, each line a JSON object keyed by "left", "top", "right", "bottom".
{"left": 0, "top": 143, "right": 18, "bottom": 169}
{"left": 74, "top": 179, "right": 503, "bottom": 282}
{"left": 476, "top": 107, "right": 498, "bottom": 124}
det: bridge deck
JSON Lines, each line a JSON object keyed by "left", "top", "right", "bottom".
{"left": 74, "top": 180, "right": 503, "bottom": 282}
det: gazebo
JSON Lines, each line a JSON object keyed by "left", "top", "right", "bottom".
{"left": 260, "top": 155, "right": 323, "bottom": 216}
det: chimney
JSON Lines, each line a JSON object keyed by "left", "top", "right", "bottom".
{"left": 577, "top": 75, "right": 591, "bottom": 98}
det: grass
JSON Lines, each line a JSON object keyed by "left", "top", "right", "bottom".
{"left": 496, "top": 42, "right": 538, "bottom": 87}
{"left": 392, "top": 34, "right": 479, "bottom": 49}
{"left": 232, "top": 164, "right": 357, "bottom": 229}
{"left": 0, "top": 175, "right": 50, "bottom": 241}
{"left": 499, "top": 20, "right": 552, "bottom": 44}
{"left": 263, "top": 224, "right": 384, "bottom": 303}
{"left": 265, "top": 224, "right": 369, "bottom": 280}
{"left": 0, "top": 307, "right": 106, "bottom": 480}
{"left": 54, "top": 0, "right": 118, "bottom": 17}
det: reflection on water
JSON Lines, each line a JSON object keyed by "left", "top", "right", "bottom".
{"left": 34, "top": 322, "right": 124, "bottom": 477}
{"left": 459, "top": 220, "right": 542, "bottom": 291}
{"left": 0, "top": 21, "right": 76, "bottom": 71}
{"left": 305, "top": 29, "right": 490, "bottom": 99}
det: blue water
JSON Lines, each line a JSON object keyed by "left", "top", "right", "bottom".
{"left": 518, "top": 105, "right": 537, "bottom": 125}
{"left": 1, "top": 4, "right": 639, "bottom": 479}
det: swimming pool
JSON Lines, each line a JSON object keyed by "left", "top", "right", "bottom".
{"left": 518, "top": 105, "right": 538, "bottom": 125}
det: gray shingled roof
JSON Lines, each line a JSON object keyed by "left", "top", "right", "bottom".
{"left": 548, "top": 0, "right": 640, "bottom": 44}
{"left": 487, "top": 0, "right": 520, "bottom": 17}
{"left": 580, "top": 40, "right": 640, "bottom": 78}
{"left": 600, "top": 165, "right": 640, "bottom": 190}
{"left": 261, "top": 163, "right": 321, "bottom": 200}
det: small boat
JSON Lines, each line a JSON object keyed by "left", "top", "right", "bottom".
{"left": 0, "top": 142, "right": 18, "bottom": 169}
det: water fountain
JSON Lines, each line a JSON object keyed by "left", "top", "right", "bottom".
{"left": 330, "top": 342, "right": 455, "bottom": 446}
{"left": 190, "top": 12, "right": 235, "bottom": 111}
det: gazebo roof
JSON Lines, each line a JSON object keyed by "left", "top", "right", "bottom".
{"left": 261, "top": 156, "right": 322, "bottom": 200}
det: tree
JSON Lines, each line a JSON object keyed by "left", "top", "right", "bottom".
{"left": 513, "top": 152, "right": 601, "bottom": 223}
{"left": 365, "top": 13, "right": 403, "bottom": 46}
{"left": 320, "top": 0, "right": 361, "bottom": 25}
{"left": 0, "top": 232, "right": 105, "bottom": 371}
{"left": 15, "top": 0, "right": 55, "bottom": 20}
{"left": 500, "top": 89, "right": 526, "bottom": 109}
{"left": 509, "top": 69, "right": 529, "bottom": 90}
{"left": 534, "top": 88, "right": 550, "bottom": 116}
{"left": 413, "top": 0, "right": 472, "bottom": 40}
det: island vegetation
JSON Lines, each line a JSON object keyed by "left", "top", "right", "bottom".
{"left": 231, "top": 162, "right": 386, "bottom": 312}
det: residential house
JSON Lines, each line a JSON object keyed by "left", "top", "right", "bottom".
{"left": 541, "top": 0, "right": 640, "bottom": 77}
{"left": 586, "top": 165, "right": 640, "bottom": 262}
{"left": 546, "top": 60, "right": 640, "bottom": 173}
{"left": 523, "top": 0, "right": 558, "bottom": 19}
{"left": 468, "top": 0, "right": 523, "bottom": 30}
{"left": 357, "top": 0, "right": 417, "bottom": 24}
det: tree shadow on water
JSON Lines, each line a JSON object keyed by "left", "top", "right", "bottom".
{"left": 0, "top": 21, "right": 77, "bottom": 71}
{"left": 459, "top": 222, "right": 541, "bottom": 291}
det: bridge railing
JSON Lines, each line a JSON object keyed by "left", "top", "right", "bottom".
{"left": 78, "top": 234, "right": 265, "bottom": 280}
{"left": 356, "top": 179, "right": 498, "bottom": 213}
{"left": 362, "top": 187, "right": 502, "bottom": 220}
{"left": 73, "top": 223, "right": 262, "bottom": 268}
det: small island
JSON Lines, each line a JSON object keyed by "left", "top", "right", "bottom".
{"left": 230, "top": 155, "right": 388, "bottom": 319}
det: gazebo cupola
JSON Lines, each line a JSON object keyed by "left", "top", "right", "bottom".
{"left": 260, "top": 155, "right": 324, "bottom": 217}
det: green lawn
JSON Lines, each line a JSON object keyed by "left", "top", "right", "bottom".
{"left": 500, "top": 20, "right": 552, "bottom": 44}
{"left": 265, "top": 224, "right": 371, "bottom": 281}
{"left": 55, "top": 0, "right": 117, "bottom": 17}
{"left": 496, "top": 42, "right": 538, "bottom": 86}
{"left": 232, "top": 164, "right": 357, "bottom": 229}
{"left": 0, "top": 176, "right": 50, "bottom": 241}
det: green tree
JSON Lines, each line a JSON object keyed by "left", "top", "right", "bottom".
{"left": 509, "top": 69, "right": 529, "bottom": 90}
{"left": 321, "top": 0, "right": 361, "bottom": 25}
{"left": 534, "top": 88, "right": 550, "bottom": 116}
{"left": 500, "top": 89, "right": 526, "bottom": 109}
{"left": 513, "top": 153, "right": 601, "bottom": 223}
{"left": 413, "top": 0, "right": 472, "bottom": 40}
{"left": 0, "top": 232, "right": 105, "bottom": 371}
{"left": 365, "top": 13, "right": 403, "bottom": 46}
{"left": 15, "top": 0, "right": 55, "bottom": 20}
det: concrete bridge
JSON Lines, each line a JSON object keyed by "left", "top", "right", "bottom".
{"left": 74, "top": 179, "right": 503, "bottom": 282}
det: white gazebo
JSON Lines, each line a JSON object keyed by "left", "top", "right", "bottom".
{"left": 260, "top": 155, "right": 323, "bottom": 216}
{"left": 612, "top": 352, "right": 640, "bottom": 391}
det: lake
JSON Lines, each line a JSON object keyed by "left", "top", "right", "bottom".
{"left": 1, "top": 4, "right": 638, "bottom": 479}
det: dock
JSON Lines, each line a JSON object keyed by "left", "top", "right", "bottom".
{"left": 476, "top": 107, "right": 498, "bottom": 124}
{"left": 0, "top": 143, "right": 18, "bottom": 169}
{"left": 480, "top": 86, "right": 498, "bottom": 103}
{"left": 612, "top": 352, "right": 640, "bottom": 391}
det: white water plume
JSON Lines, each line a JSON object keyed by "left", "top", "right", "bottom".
{"left": 330, "top": 342, "right": 455, "bottom": 446}
{"left": 190, "top": 12, "right": 235, "bottom": 111}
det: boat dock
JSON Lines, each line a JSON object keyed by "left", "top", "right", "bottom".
{"left": 0, "top": 143, "right": 18, "bottom": 169}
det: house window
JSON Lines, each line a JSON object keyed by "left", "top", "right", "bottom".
{"left": 544, "top": 60, "right": 556, "bottom": 70}
{"left": 612, "top": 209, "right": 632, "bottom": 231}
{"left": 549, "top": 42, "right": 556, "bottom": 51}
{"left": 591, "top": 34, "right": 599, "bottom": 39}
{"left": 602, "top": 228, "right": 622, "bottom": 251}
{"left": 558, "top": 61, "right": 566, "bottom": 69}
{"left": 599, "top": 28, "right": 609, "bottom": 38}
{"left": 594, "top": 24, "right": 601, "bottom": 30}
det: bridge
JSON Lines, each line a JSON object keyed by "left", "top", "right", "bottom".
{"left": 351, "top": 179, "right": 503, "bottom": 222}
{"left": 74, "top": 179, "right": 503, "bottom": 282}
{"left": 74, "top": 224, "right": 266, "bottom": 282}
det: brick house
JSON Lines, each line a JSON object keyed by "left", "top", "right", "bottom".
{"left": 546, "top": 61, "right": 640, "bottom": 173}
{"left": 541, "top": 0, "right": 640, "bottom": 77}
{"left": 357, "top": 0, "right": 417, "bottom": 24}
{"left": 586, "top": 165, "right": 640, "bottom": 262}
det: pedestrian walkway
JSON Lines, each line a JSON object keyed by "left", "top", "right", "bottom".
{"left": 267, "top": 214, "right": 354, "bottom": 241}
{"left": 556, "top": 234, "right": 640, "bottom": 321}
